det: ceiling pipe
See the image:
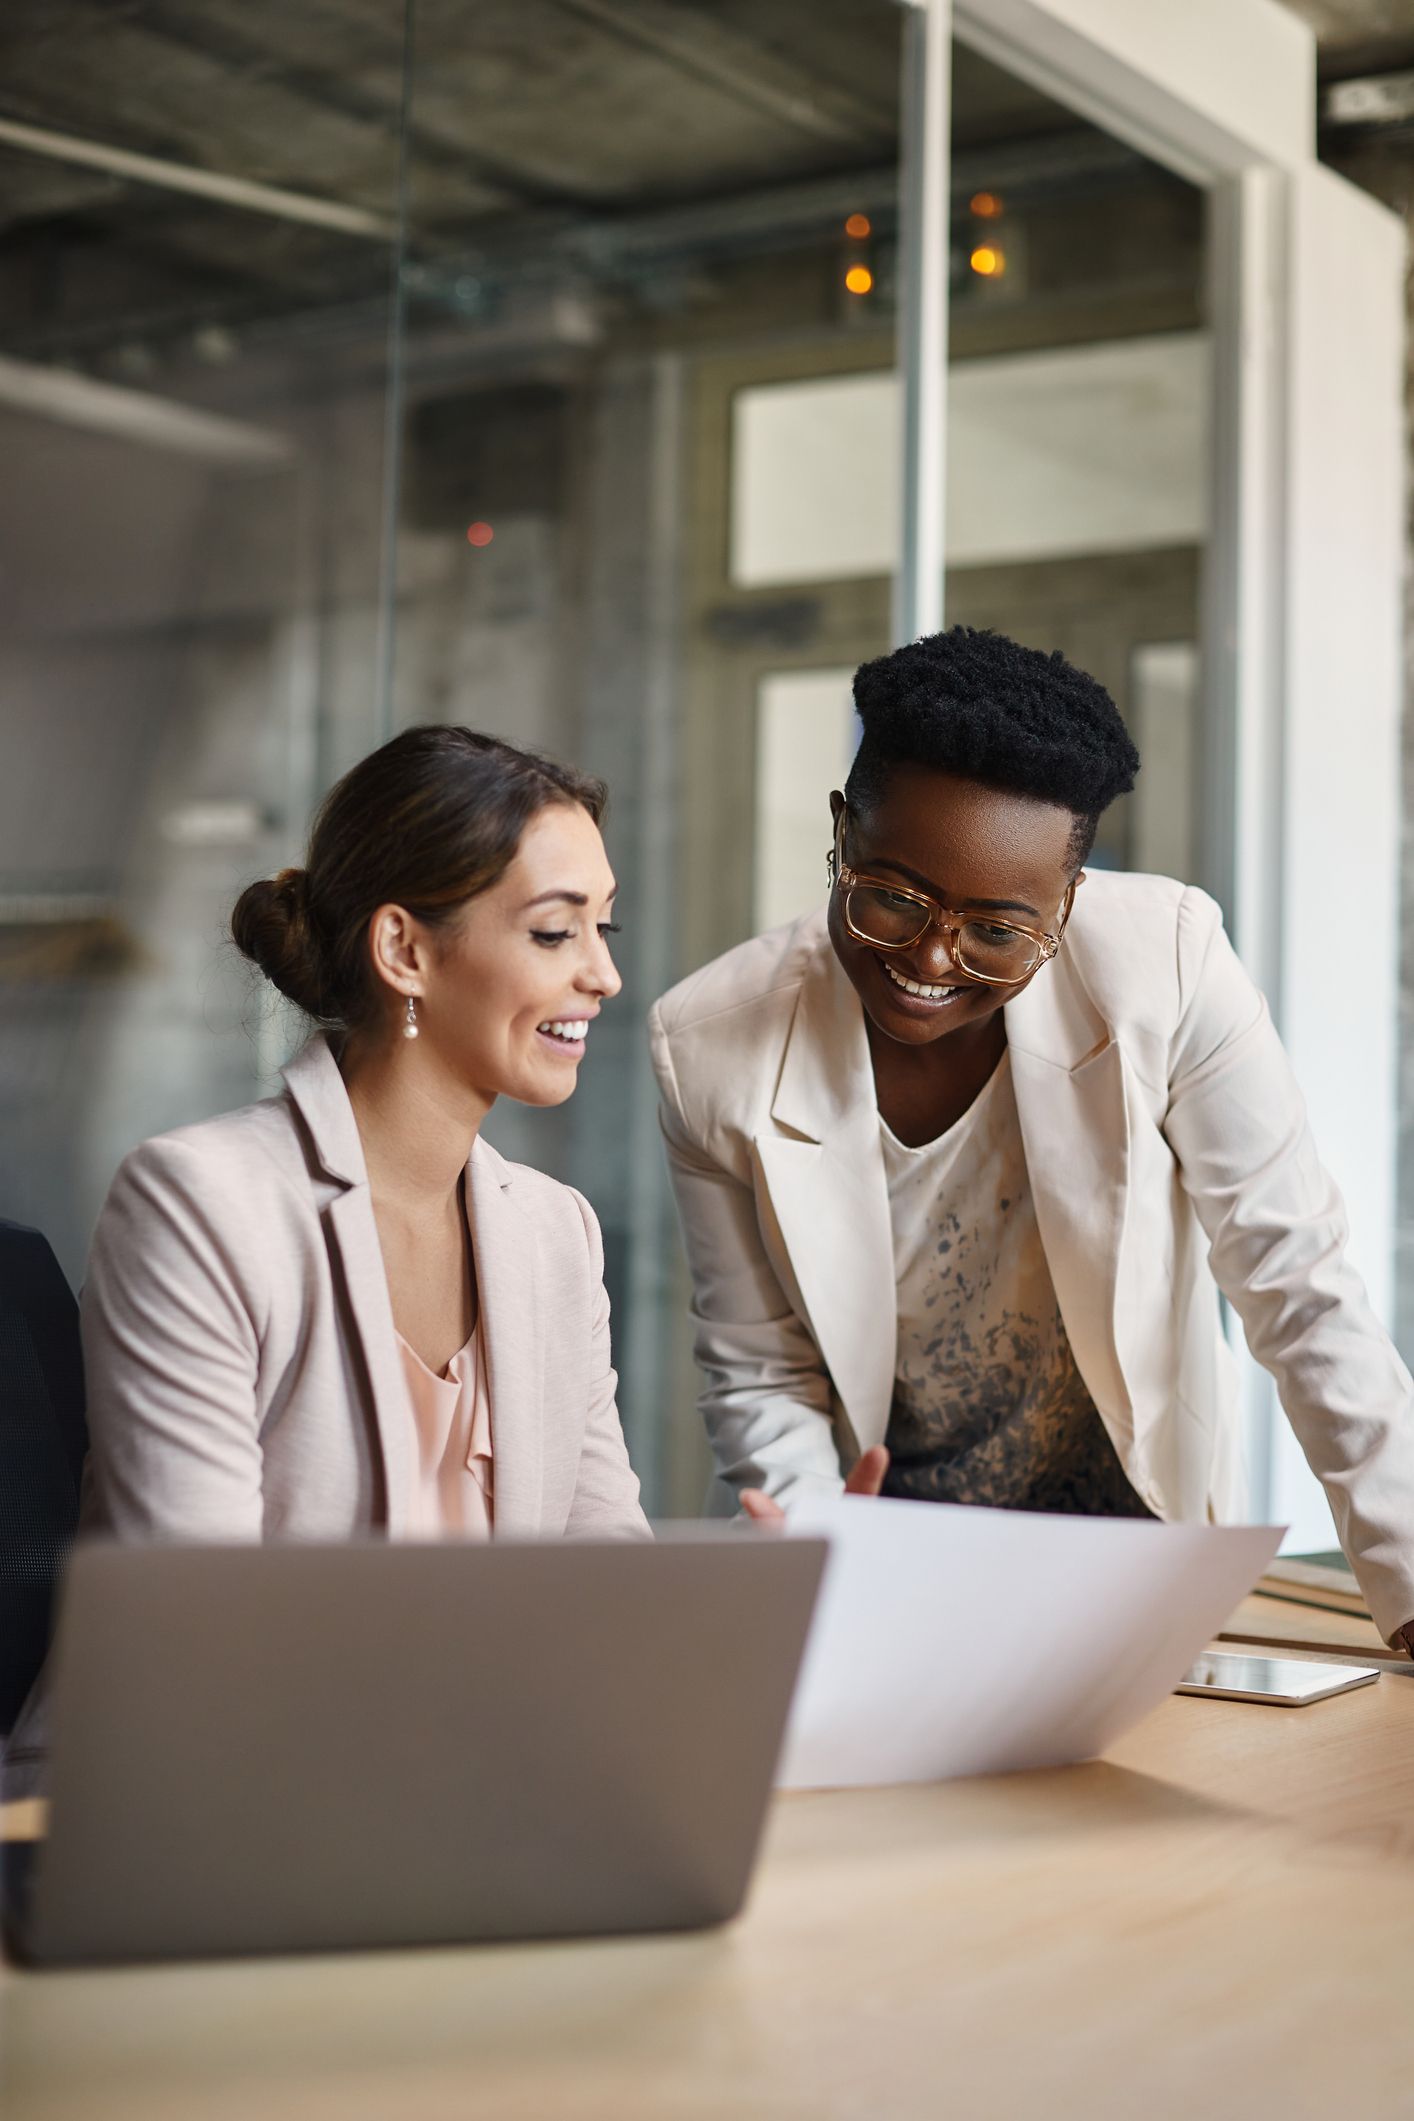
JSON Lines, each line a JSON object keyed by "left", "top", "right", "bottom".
{"left": 0, "top": 353, "right": 294, "bottom": 465}
{"left": 0, "top": 114, "right": 397, "bottom": 241}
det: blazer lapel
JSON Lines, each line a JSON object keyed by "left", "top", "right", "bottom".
{"left": 466, "top": 1137, "right": 544, "bottom": 1535}
{"left": 325, "top": 1186, "right": 416, "bottom": 1533}
{"left": 1005, "top": 960, "right": 1133, "bottom": 1429}
{"left": 749, "top": 925, "right": 1136, "bottom": 1456}
{"left": 754, "top": 939, "right": 897, "bottom": 1455}
{"left": 282, "top": 1038, "right": 414, "bottom": 1534}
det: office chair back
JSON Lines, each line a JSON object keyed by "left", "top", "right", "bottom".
{"left": 0, "top": 1221, "right": 87, "bottom": 1735}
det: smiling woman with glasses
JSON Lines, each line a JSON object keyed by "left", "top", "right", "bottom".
{"left": 649, "top": 625, "right": 1414, "bottom": 1657}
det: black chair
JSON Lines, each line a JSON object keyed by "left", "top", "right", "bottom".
{"left": 0, "top": 1221, "right": 87, "bottom": 1736}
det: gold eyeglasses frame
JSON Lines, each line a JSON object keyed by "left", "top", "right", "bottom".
{"left": 828, "top": 807, "right": 1074, "bottom": 989}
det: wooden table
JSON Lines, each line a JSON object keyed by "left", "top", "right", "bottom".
{"left": 5, "top": 1607, "right": 1414, "bottom": 2121}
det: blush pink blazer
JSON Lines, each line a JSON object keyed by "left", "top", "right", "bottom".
{"left": 79, "top": 1037, "right": 648, "bottom": 1544}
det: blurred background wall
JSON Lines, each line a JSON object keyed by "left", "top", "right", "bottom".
{"left": 1283, "top": 0, "right": 1414, "bottom": 1372}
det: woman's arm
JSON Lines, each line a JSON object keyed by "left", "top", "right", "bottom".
{"left": 1164, "top": 888, "right": 1414, "bottom": 1642}
{"left": 82, "top": 1137, "right": 265, "bottom": 1542}
{"left": 651, "top": 1018, "right": 847, "bottom": 1509}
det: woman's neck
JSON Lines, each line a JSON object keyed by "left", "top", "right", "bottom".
{"left": 868, "top": 1010, "right": 1008, "bottom": 1149}
{"left": 339, "top": 1037, "right": 492, "bottom": 1213}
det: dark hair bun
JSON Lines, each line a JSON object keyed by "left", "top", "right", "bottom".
{"left": 230, "top": 867, "right": 328, "bottom": 1018}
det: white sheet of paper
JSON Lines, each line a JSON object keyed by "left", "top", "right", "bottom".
{"left": 779, "top": 1497, "right": 1283, "bottom": 1789}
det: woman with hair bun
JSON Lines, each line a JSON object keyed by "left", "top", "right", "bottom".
{"left": 79, "top": 724, "right": 647, "bottom": 1545}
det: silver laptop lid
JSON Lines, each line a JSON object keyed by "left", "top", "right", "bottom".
{"left": 21, "top": 1531, "right": 826, "bottom": 1966}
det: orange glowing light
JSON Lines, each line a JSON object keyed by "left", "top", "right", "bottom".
{"left": 466, "top": 521, "right": 495, "bottom": 547}
{"left": 844, "top": 212, "right": 872, "bottom": 239}
{"left": 970, "top": 191, "right": 1003, "bottom": 219}
{"left": 969, "top": 245, "right": 1004, "bottom": 278}
{"left": 845, "top": 264, "right": 874, "bottom": 295}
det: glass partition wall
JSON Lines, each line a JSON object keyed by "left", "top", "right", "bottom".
{"left": 390, "top": 0, "right": 908, "bottom": 1505}
{"left": 0, "top": 12, "right": 402, "bottom": 1285}
{"left": 1, "top": 0, "right": 907, "bottom": 1513}
{"left": 941, "top": 53, "right": 1210, "bottom": 887}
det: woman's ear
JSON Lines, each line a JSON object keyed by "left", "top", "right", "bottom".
{"left": 366, "top": 903, "right": 425, "bottom": 999}
{"left": 827, "top": 791, "right": 847, "bottom": 883}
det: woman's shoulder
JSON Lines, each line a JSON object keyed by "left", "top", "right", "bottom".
{"left": 1067, "top": 868, "right": 1223, "bottom": 956}
{"left": 1062, "top": 869, "right": 1235, "bottom": 1036}
{"left": 474, "top": 1137, "right": 603, "bottom": 1266}
{"left": 84, "top": 1094, "right": 320, "bottom": 1324}
{"left": 651, "top": 907, "right": 827, "bottom": 1044}
{"left": 106, "top": 1090, "right": 313, "bottom": 1226}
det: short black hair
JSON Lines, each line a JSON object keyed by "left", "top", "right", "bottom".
{"left": 845, "top": 627, "right": 1139, "bottom": 870}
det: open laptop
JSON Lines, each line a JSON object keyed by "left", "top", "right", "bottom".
{"left": 3, "top": 1531, "right": 825, "bottom": 1967}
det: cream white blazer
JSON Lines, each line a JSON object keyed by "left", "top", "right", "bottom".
{"left": 79, "top": 1036, "right": 648, "bottom": 1545}
{"left": 649, "top": 874, "right": 1414, "bottom": 1642}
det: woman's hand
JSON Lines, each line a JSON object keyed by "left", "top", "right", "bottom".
{"left": 739, "top": 1446, "right": 890, "bottom": 1527}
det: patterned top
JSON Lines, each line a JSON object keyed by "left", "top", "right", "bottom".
{"left": 878, "top": 1052, "right": 1150, "bottom": 1518}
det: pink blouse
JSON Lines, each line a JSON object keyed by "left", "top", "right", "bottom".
{"left": 395, "top": 1324, "right": 494, "bottom": 1537}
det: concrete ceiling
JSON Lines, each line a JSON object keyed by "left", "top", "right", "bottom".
{"left": 0, "top": 3, "right": 1108, "bottom": 366}
{"left": 8, "top": 2, "right": 1404, "bottom": 370}
{"left": 1281, "top": 0, "right": 1414, "bottom": 72}
{"left": 0, "top": 0, "right": 900, "bottom": 232}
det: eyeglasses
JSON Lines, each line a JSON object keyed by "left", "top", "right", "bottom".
{"left": 830, "top": 810, "right": 1071, "bottom": 987}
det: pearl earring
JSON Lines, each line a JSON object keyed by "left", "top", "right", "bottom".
{"left": 403, "top": 995, "right": 419, "bottom": 1041}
